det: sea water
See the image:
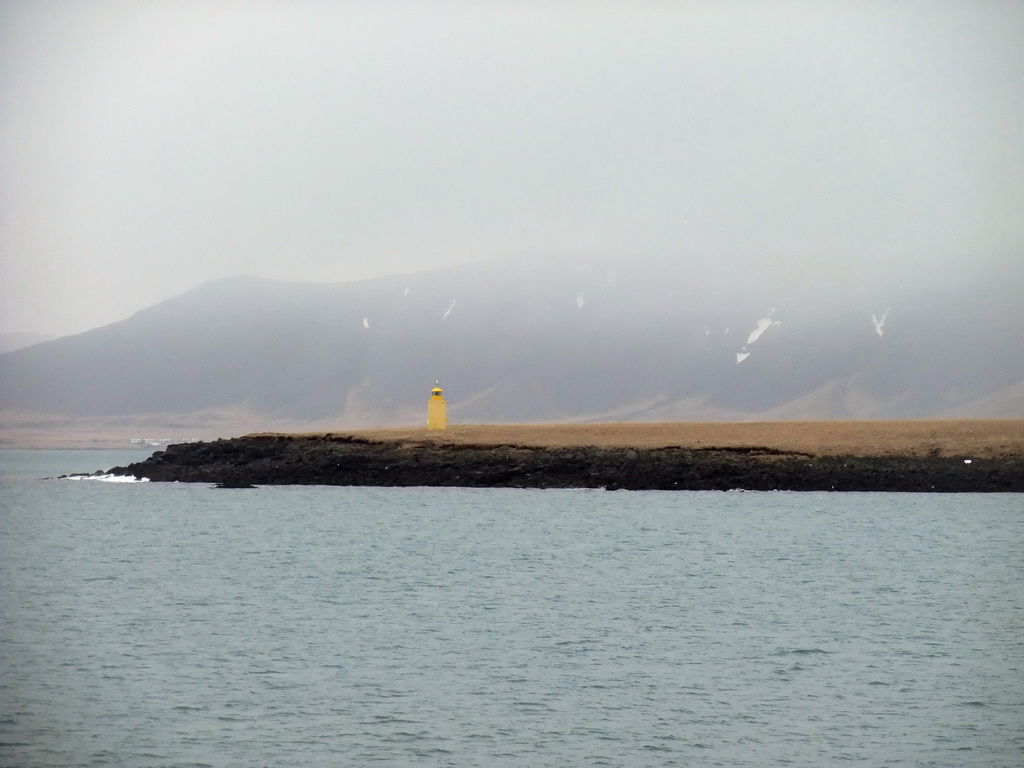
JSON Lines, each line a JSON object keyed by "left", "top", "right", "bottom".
{"left": 1, "top": 450, "right": 1022, "bottom": 767}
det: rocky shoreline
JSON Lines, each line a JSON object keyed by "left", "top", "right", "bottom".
{"left": 105, "top": 433, "right": 1024, "bottom": 492}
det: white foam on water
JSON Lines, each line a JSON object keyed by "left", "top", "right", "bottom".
{"left": 576, "top": 295, "right": 585, "bottom": 310}
{"left": 736, "top": 350, "right": 751, "bottom": 364}
{"left": 66, "top": 474, "right": 149, "bottom": 483}
{"left": 443, "top": 300, "right": 456, "bottom": 319}
{"left": 362, "top": 317, "right": 370, "bottom": 328}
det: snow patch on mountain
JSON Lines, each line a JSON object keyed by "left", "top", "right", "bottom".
{"left": 872, "top": 309, "right": 890, "bottom": 336}
{"left": 736, "top": 310, "right": 780, "bottom": 363}
{"left": 746, "top": 309, "right": 780, "bottom": 345}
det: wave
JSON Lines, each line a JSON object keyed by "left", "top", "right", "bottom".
{"left": 64, "top": 473, "right": 149, "bottom": 483}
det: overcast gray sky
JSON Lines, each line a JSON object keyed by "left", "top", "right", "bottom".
{"left": 2, "top": 0, "right": 1022, "bottom": 336}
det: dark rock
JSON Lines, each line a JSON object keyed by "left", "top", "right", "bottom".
{"left": 99, "top": 435, "right": 1024, "bottom": 492}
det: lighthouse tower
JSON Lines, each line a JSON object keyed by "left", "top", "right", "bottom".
{"left": 427, "top": 382, "right": 447, "bottom": 430}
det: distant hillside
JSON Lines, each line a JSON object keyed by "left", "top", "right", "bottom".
{"left": 0, "top": 332, "right": 54, "bottom": 354}
{"left": 1, "top": 254, "right": 1022, "bottom": 439}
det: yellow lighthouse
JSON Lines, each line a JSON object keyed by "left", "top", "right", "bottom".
{"left": 427, "top": 382, "right": 447, "bottom": 430}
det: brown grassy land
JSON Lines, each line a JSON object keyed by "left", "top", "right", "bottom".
{"left": 266, "top": 419, "right": 1024, "bottom": 459}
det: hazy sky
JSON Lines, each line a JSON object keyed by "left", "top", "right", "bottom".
{"left": 2, "top": 0, "right": 1022, "bottom": 336}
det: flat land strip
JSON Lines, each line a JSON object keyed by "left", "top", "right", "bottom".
{"left": 269, "top": 419, "right": 1024, "bottom": 459}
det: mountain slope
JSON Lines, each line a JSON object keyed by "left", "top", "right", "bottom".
{"left": 0, "top": 332, "right": 55, "bottom": 354}
{"left": 1, "top": 255, "right": 1021, "bottom": 433}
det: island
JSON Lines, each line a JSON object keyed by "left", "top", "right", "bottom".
{"left": 104, "top": 420, "right": 1024, "bottom": 492}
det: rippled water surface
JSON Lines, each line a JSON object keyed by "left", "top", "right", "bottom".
{"left": 2, "top": 450, "right": 1023, "bottom": 766}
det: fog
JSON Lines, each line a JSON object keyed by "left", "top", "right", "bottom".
{"left": 2, "top": 0, "right": 1022, "bottom": 336}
